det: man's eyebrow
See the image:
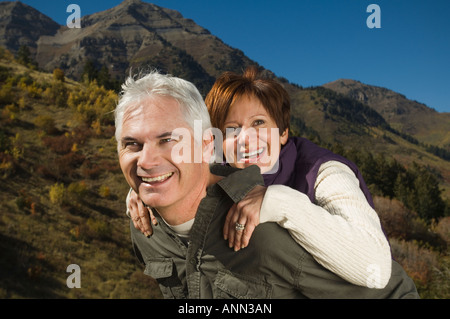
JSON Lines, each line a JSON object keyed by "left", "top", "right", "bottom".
{"left": 121, "top": 136, "right": 137, "bottom": 142}
{"left": 157, "top": 132, "right": 172, "bottom": 139}
{"left": 157, "top": 131, "right": 176, "bottom": 139}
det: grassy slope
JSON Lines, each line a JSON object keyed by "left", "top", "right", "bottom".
{"left": 0, "top": 55, "right": 161, "bottom": 298}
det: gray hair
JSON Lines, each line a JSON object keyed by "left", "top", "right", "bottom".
{"left": 115, "top": 70, "right": 212, "bottom": 146}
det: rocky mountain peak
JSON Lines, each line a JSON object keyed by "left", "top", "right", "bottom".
{"left": 0, "top": 1, "right": 247, "bottom": 94}
{"left": 0, "top": 1, "right": 60, "bottom": 52}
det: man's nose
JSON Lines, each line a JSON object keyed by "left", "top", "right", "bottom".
{"left": 137, "top": 144, "right": 160, "bottom": 169}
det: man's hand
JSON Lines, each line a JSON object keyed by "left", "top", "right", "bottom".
{"left": 127, "top": 190, "right": 157, "bottom": 237}
{"left": 223, "top": 185, "right": 267, "bottom": 251}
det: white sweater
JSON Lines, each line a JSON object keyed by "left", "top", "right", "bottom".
{"left": 260, "top": 160, "right": 392, "bottom": 288}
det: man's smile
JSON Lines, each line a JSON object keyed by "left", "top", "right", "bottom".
{"left": 141, "top": 172, "right": 174, "bottom": 184}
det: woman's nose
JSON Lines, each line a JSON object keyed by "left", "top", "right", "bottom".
{"left": 237, "top": 127, "right": 258, "bottom": 147}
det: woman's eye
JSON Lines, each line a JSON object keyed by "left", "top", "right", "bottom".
{"left": 225, "top": 127, "right": 242, "bottom": 135}
{"left": 253, "top": 119, "right": 265, "bottom": 126}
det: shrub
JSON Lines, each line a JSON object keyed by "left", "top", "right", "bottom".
{"left": 42, "top": 135, "right": 73, "bottom": 154}
{"left": 48, "top": 152, "right": 85, "bottom": 181}
{"left": 42, "top": 80, "right": 68, "bottom": 108}
{"left": 15, "top": 189, "right": 32, "bottom": 212}
{"left": 36, "top": 164, "right": 55, "bottom": 180}
{"left": 49, "top": 183, "right": 65, "bottom": 206}
{"left": 67, "top": 181, "right": 88, "bottom": 202}
{"left": 375, "top": 196, "right": 446, "bottom": 249}
{"left": 0, "top": 152, "right": 16, "bottom": 178}
{"left": 81, "top": 158, "right": 101, "bottom": 179}
{"left": 390, "top": 239, "right": 439, "bottom": 293}
{"left": 34, "top": 115, "right": 58, "bottom": 135}
{"left": 86, "top": 218, "right": 111, "bottom": 240}
{"left": 67, "top": 81, "right": 116, "bottom": 127}
{"left": 0, "top": 82, "right": 14, "bottom": 105}
{"left": 433, "top": 217, "right": 450, "bottom": 246}
{"left": 53, "top": 68, "right": 65, "bottom": 82}
{"left": 76, "top": 218, "right": 112, "bottom": 242}
{"left": 98, "top": 185, "right": 110, "bottom": 198}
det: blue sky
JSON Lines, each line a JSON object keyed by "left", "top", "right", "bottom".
{"left": 14, "top": 0, "right": 450, "bottom": 113}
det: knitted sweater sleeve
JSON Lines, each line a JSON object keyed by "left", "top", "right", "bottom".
{"left": 259, "top": 160, "right": 392, "bottom": 288}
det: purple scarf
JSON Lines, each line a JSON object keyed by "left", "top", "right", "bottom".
{"left": 263, "top": 137, "right": 374, "bottom": 208}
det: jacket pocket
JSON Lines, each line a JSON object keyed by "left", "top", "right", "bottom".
{"left": 214, "top": 269, "right": 272, "bottom": 299}
{"left": 144, "top": 258, "right": 186, "bottom": 299}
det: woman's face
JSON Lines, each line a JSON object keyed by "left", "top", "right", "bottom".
{"left": 222, "top": 95, "right": 288, "bottom": 174}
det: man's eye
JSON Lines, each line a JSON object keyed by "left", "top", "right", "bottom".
{"left": 160, "top": 136, "right": 181, "bottom": 144}
{"left": 124, "top": 142, "right": 141, "bottom": 150}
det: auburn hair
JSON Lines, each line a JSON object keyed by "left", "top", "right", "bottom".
{"left": 205, "top": 66, "right": 291, "bottom": 134}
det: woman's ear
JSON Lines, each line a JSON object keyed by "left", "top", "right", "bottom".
{"left": 280, "top": 128, "right": 289, "bottom": 145}
{"left": 202, "top": 129, "right": 215, "bottom": 163}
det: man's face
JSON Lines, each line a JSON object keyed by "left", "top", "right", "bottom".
{"left": 118, "top": 96, "right": 204, "bottom": 222}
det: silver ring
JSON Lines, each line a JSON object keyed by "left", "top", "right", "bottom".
{"left": 235, "top": 222, "right": 245, "bottom": 231}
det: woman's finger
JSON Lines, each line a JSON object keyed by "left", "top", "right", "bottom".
{"left": 240, "top": 222, "right": 256, "bottom": 249}
{"left": 227, "top": 204, "right": 241, "bottom": 248}
{"left": 137, "top": 200, "right": 153, "bottom": 237}
{"left": 224, "top": 204, "right": 236, "bottom": 241}
{"left": 233, "top": 216, "right": 247, "bottom": 251}
{"left": 149, "top": 208, "right": 158, "bottom": 226}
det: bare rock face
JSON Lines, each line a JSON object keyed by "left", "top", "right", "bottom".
{"left": 0, "top": 1, "right": 60, "bottom": 54}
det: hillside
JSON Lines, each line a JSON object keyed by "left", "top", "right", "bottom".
{"left": 0, "top": 0, "right": 449, "bottom": 299}
{"left": 286, "top": 84, "right": 450, "bottom": 201}
{"left": 0, "top": 50, "right": 161, "bottom": 298}
{"left": 323, "top": 79, "right": 450, "bottom": 149}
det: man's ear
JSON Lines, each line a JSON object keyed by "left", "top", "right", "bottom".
{"left": 202, "top": 129, "right": 215, "bottom": 163}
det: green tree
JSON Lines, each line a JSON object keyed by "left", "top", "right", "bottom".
{"left": 82, "top": 60, "right": 98, "bottom": 83}
{"left": 16, "top": 46, "right": 37, "bottom": 69}
{"left": 394, "top": 163, "right": 446, "bottom": 222}
{"left": 53, "top": 68, "right": 65, "bottom": 82}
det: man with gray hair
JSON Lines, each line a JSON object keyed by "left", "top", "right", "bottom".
{"left": 115, "top": 70, "right": 419, "bottom": 299}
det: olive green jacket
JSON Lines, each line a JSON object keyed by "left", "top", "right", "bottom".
{"left": 131, "top": 164, "right": 419, "bottom": 299}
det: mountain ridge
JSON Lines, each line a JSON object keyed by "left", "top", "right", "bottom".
{"left": 323, "top": 79, "right": 450, "bottom": 149}
{"left": 0, "top": 1, "right": 60, "bottom": 54}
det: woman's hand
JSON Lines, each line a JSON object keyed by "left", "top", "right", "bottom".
{"left": 127, "top": 189, "right": 157, "bottom": 237}
{"left": 223, "top": 185, "right": 267, "bottom": 251}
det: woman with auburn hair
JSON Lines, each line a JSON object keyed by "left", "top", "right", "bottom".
{"left": 127, "top": 66, "right": 392, "bottom": 288}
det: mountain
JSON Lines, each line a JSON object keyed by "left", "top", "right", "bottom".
{"left": 0, "top": 1, "right": 60, "bottom": 54}
{"left": 323, "top": 79, "right": 450, "bottom": 150}
{"left": 2, "top": 0, "right": 256, "bottom": 95}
